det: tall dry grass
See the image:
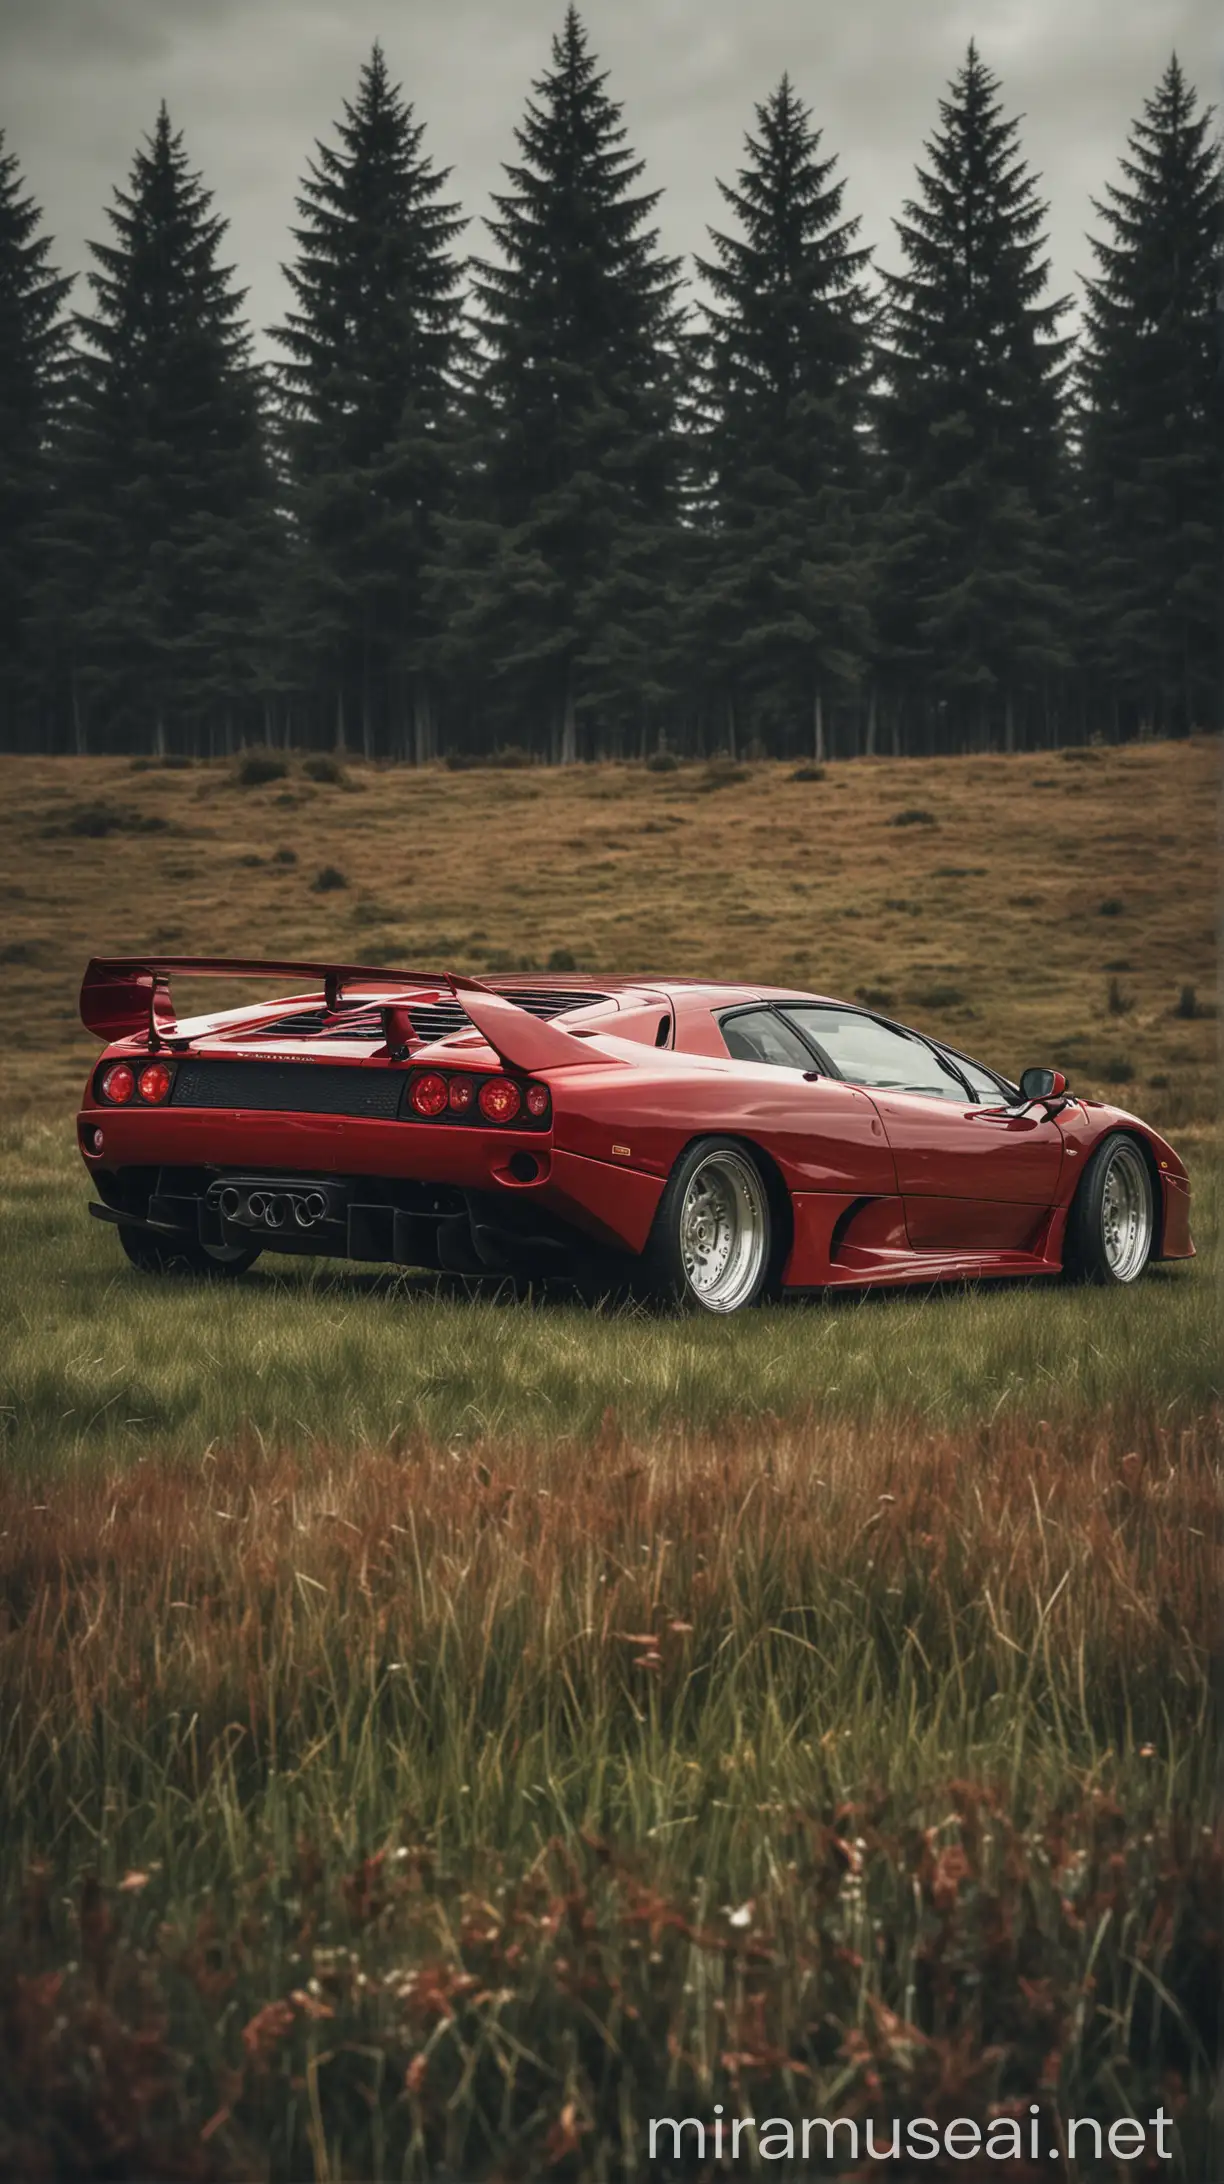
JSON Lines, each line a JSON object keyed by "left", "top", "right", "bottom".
{"left": 0, "top": 1409, "right": 1219, "bottom": 2177}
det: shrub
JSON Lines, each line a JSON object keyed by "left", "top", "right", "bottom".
{"left": 445, "top": 746, "right": 534, "bottom": 771}
{"left": 1103, "top": 958, "right": 1132, "bottom": 973}
{"left": 41, "top": 801, "right": 171, "bottom": 839}
{"left": 1107, "top": 976, "right": 1134, "bottom": 1017}
{"left": 1103, "top": 1056, "right": 1134, "bottom": 1083}
{"left": 351, "top": 898, "right": 400, "bottom": 928}
{"left": 1062, "top": 746, "right": 1102, "bottom": 762}
{"left": 130, "top": 753, "right": 194, "bottom": 771}
{"left": 1098, "top": 898, "right": 1124, "bottom": 917}
{"left": 932, "top": 866, "right": 986, "bottom": 879}
{"left": 271, "top": 847, "right": 297, "bottom": 866}
{"left": 1174, "top": 984, "right": 1200, "bottom": 1020}
{"left": 694, "top": 759, "right": 749, "bottom": 791}
{"left": 909, "top": 984, "right": 966, "bottom": 1010}
{"left": 302, "top": 752, "right": 348, "bottom": 786}
{"left": 233, "top": 751, "right": 289, "bottom": 788}
{"left": 644, "top": 749, "right": 678, "bottom": 773}
{"left": 311, "top": 865, "right": 348, "bottom": 893}
{"left": 855, "top": 985, "right": 895, "bottom": 1008}
{"left": 547, "top": 947, "right": 578, "bottom": 972}
{"left": 1149, "top": 1073, "right": 1170, "bottom": 1090}
{"left": 236, "top": 853, "right": 265, "bottom": 868}
{"left": 888, "top": 807, "right": 936, "bottom": 827}
{"left": 790, "top": 763, "right": 825, "bottom": 782}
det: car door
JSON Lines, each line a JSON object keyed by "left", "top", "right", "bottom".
{"left": 779, "top": 1005, "right": 1065, "bottom": 1253}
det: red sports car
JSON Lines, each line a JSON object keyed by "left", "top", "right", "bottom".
{"left": 77, "top": 957, "right": 1192, "bottom": 1312}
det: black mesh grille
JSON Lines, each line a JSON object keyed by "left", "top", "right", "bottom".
{"left": 233, "top": 987, "right": 610, "bottom": 1046}
{"left": 403, "top": 999, "right": 470, "bottom": 1042}
{"left": 171, "top": 1060, "right": 405, "bottom": 1118}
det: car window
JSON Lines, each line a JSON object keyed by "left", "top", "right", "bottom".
{"left": 720, "top": 1008, "right": 815, "bottom": 1069}
{"left": 781, "top": 1006, "right": 967, "bottom": 1099}
{"left": 944, "top": 1051, "right": 1007, "bottom": 1102}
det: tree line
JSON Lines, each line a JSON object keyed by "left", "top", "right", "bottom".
{"left": 0, "top": 8, "right": 1219, "bottom": 764}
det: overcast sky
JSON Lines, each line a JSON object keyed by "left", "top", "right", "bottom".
{"left": 2, "top": 0, "right": 1219, "bottom": 348}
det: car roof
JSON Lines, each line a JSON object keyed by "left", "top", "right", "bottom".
{"left": 489, "top": 974, "right": 840, "bottom": 1010}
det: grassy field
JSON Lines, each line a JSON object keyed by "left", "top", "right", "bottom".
{"left": 0, "top": 738, "right": 1218, "bottom": 1126}
{"left": 0, "top": 745, "right": 1219, "bottom": 2180}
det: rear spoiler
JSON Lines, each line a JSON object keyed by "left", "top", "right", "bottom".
{"left": 80, "top": 955, "right": 450, "bottom": 1048}
{"left": 446, "top": 974, "right": 608, "bottom": 1073}
{"left": 79, "top": 956, "right": 611, "bottom": 1073}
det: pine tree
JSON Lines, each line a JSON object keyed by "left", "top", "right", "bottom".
{"left": 51, "top": 107, "right": 272, "bottom": 753}
{"left": 276, "top": 44, "right": 466, "bottom": 759}
{"left": 1079, "top": 56, "right": 1222, "bottom": 737}
{"left": 433, "top": 6, "right": 684, "bottom": 760}
{"left": 690, "top": 76, "right": 874, "bottom": 760}
{"left": 876, "top": 44, "right": 1071, "bottom": 751}
{"left": 0, "top": 133, "right": 72, "bottom": 746}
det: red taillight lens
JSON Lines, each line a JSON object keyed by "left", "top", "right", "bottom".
{"left": 100, "top": 1064, "right": 135, "bottom": 1105}
{"left": 478, "top": 1076, "right": 521, "bottom": 1123}
{"left": 410, "top": 1071, "right": 449, "bottom": 1118}
{"left": 138, "top": 1062, "right": 172, "bottom": 1104}
{"left": 525, "top": 1084, "right": 550, "bottom": 1119}
{"left": 448, "top": 1075, "right": 475, "bottom": 1113}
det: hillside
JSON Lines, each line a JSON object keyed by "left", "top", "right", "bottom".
{"left": 1, "top": 739, "right": 1216, "bottom": 1132}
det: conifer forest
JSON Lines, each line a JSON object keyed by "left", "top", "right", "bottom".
{"left": 0, "top": 8, "right": 1219, "bottom": 764}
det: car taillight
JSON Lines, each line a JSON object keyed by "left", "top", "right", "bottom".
{"left": 138, "top": 1062, "right": 172, "bottom": 1104}
{"left": 100, "top": 1064, "right": 135, "bottom": 1104}
{"left": 478, "top": 1076, "right": 521, "bottom": 1123}
{"left": 401, "top": 1070, "right": 549, "bottom": 1126}
{"left": 410, "top": 1071, "right": 449, "bottom": 1118}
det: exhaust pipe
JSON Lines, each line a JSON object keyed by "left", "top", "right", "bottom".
{"left": 294, "top": 1190, "right": 328, "bottom": 1228}
{"left": 263, "top": 1194, "right": 287, "bottom": 1229}
{"left": 218, "top": 1186, "right": 241, "bottom": 1221}
{"left": 247, "top": 1192, "right": 267, "bottom": 1222}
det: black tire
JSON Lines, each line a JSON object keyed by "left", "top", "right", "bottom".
{"left": 117, "top": 1225, "right": 261, "bottom": 1279}
{"left": 1062, "top": 1132, "right": 1156, "bottom": 1286}
{"left": 639, "top": 1137, "right": 774, "bottom": 1314}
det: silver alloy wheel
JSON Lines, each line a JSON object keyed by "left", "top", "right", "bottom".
{"left": 677, "top": 1149, "right": 768, "bottom": 1312}
{"left": 1099, "top": 1139, "right": 1153, "bottom": 1282}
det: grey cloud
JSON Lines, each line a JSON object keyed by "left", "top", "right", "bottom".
{"left": 1, "top": 0, "right": 1218, "bottom": 341}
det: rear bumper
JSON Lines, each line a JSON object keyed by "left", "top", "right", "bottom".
{"left": 77, "top": 1103, "right": 664, "bottom": 1265}
{"left": 78, "top": 1098, "right": 549, "bottom": 1191}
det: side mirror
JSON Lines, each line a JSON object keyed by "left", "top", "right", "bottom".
{"left": 1018, "top": 1067, "right": 1067, "bottom": 1101}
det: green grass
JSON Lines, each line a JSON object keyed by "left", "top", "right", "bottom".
{"left": 1, "top": 1120, "right": 1217, "bottom": 1474}
{"left": 1, "top": 1122, "right": 1219, "bottom": 2178}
